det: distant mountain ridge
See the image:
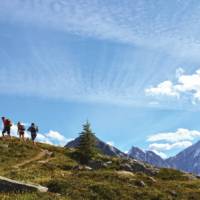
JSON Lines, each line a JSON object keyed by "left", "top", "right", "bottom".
{"left": 66, "top": 137, "right": 200, "bottom": 175}
{"left": 129, "top": 142, "right": 200, "bottom": 175}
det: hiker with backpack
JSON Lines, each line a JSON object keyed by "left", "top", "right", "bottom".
{"left": 17, "top": 122, "right": 25, "bottom": 141}
{"left": 2, "top": 117, "right": 12, "bottom": 137}
{"left": 27, "top": 123, "right": 38, "bottom": 144}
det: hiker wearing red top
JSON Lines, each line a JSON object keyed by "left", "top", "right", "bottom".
{"left": 17, "top": 122, "right": 25, "bottom": 141}
{"left": 2, "top": 117, "right": 12, "bottom": 137}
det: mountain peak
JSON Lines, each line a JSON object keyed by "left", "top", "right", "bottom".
{"left": 128, "top": 146, "right": 168, "bottom": 168}
{"left": 166, "top": 140, "right": 200, "bottom": 175}
{"left": 65, "top": 136, "right": 127, "bottom": 157}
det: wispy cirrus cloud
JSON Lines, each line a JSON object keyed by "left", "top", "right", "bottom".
{"left": 1, "top": 1, "right": 200, "bottom": 106}
{"left": 1, "top": 0, "right": 200, "bottom": 59}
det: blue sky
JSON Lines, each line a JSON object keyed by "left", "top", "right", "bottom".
{"left": 1, "top": 0, "right": 200, "bottom": 158}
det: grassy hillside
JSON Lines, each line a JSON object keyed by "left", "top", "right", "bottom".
{"left": 1, "top": 137, "right": 200, "bottom": 200}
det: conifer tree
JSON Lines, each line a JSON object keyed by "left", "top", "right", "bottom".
{"left": 78, "top": 121, "right": 96, "bottom": 164}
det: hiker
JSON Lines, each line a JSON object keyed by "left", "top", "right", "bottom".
{"left": 17, "top": 122, "right": 25, "bottom": 141}
{"left": 27, "top": 123, "right": 38, "bottom": 144}
{"left": 2, "top": 117, "right": 12, "bottom": 137}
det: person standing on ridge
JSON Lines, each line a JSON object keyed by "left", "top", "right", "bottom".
{"left": 17, "top": 122, "right": 25, "bottom": 141}
{"left": 27, "top": 123, "right": 38, "bottom": 144}
{"left": 2, "top": 117, "right": 12, "bottom": 137}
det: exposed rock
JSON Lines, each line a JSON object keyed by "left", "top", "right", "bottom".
{"left": 88, "top": 160, "right": 107, "bottom": 170}
{"left": 135, "top": 180, "right": 146, "bottom": 187}
{"left": 148, "top": 176, "right": 157, "bottom": 183}
{"left": 170, "top": 190, "right": 177, "bottom": 197}
{"left": 84, "top": 166, "right": 93, "bottom": 171}
{"left": 117, "top": 171, "right": 135, "bottom": 177}
{"left": 106, "top": 161, "right": 112, "bottom": 165}
{"left": 120, "top": 163, "right": 133, "bottom": 172}
{"left": 0, "top": 144, "right": 8, "bottom": 148}
{"left": 73, "top": 165, "right": 92, "bottom": 171}
{"left": 0, "top": 176, "right": 48, "bottom": 193}
{"left": 73, "top": 165, "right": 82, "bottom": 170}
{"left": 129, "top": 160, "right": 159, "bottom": 176}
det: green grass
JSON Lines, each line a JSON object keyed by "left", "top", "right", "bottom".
{"left": 1, "top": 137, "right": 200, "bottom": 200}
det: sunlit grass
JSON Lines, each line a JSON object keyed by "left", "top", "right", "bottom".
{"left": 1, "top": 137, "right": 200, "bottom": 200}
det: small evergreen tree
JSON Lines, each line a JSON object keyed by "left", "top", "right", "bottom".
{"left": 77, "top": 121, "right": 96, "bottom": 164}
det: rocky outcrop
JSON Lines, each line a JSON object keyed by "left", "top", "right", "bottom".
{"left": 0, "top": 176, "right": 48, "bottom": 193}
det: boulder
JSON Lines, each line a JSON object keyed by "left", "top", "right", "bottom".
{"left": 148, "top": 176, "right": 157, "bottom": 183}
{"left": 120, "top": 163, "right": 133, "bottom": 172}
{"left": 117, "top": 171, "right": 135, "bottom": 177}
{"left": 0, "top": 144, "right": 8, "bottom": 148}
{"left": 170, "top": 190, "right": 177, "bottom": 197}
{"left": 135, "top": 180, "right": 146, "bottom": 187}
{"left": 0, "top": 176, "right": 48, "bottom": 193}
{"left": 88, "top": 160, "right": 107, "bottom": 170}
{"left": 73, "top": 165, "right": 92, "bottom": 171}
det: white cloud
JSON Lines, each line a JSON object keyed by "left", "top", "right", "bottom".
{"left": 149, "top": 141, "right": 192, "bottom": 151}
{"left": 37, "top": 133, "right": 46, "bottom": 141}
{"left": 32, "top": 130, "right": 72, "bottom": 146}
{"left": 146, "top": 68, "right": 200, "bottom": 104}
{"left": 145, "top": 81, "right": 179, "bottom": 97}
{"left": 147, "top": 128, "right": 200, "bottom": 143}
{"left": 147, "top": 128, "right": 200, "bottom": 158}
{"left": 45, "top": 130, "right": 67, "bottom": 145}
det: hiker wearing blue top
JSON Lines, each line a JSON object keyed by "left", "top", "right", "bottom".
{"left": 27, "top": 123, "right": 38, "bottom": 144}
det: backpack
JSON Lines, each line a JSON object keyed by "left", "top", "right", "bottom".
{"left": 20, "top": 125, "right": 25, "bottom": 131}
{"left": 28, "top": 125, "right": 38, "bottom": 133}
{"left": 5, "top": 119, "right": 12, "bottom": 127}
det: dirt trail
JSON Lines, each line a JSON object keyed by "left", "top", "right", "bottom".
{"left": 13, "top": 149, "right": 52, "bottom": 168}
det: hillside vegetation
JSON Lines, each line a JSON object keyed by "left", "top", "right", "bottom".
{"left": 1, "top": 137, "right": 200, "bottom": 200}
